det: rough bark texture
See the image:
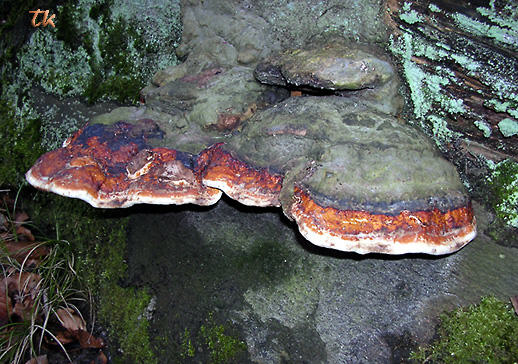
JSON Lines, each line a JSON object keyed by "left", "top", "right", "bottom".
{"left": 386, "top": 0, "right": 518, "bottom": 235}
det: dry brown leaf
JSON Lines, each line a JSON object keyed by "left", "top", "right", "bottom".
{"left": 77, "top": 329, "right": 105, "bottom": 349}
{"left": 15, "top": 212, "right": 29, "bottom": 224}
{"left": 52, "top": 328, "right": 104, "bottom": 349}
{"left": 53, "top": 330, "right": 76, "bottom": 345}
{"left": 7, "top": 271, "right": 42, "bottom": 321}
{"left": 56, "top": 307, "right": 86, "bottom": 332}
{"left": 16, "top": 225, "right": 35, "bottom": 242}
{"left": 511, "top": 295, "right": 518, "bottom": 315}
{"left": 24, "top": 355, "right": 48, "bottom": 364}
{"left": 11, "top": 271, "right": 41, "bottom": 299}
{"left": 4, "top": 240, "right": 49, "bottom": 265}
{"left": 92, "top": 350, "right": 108, "bottom": 364}
{"left": 0, "top": 281, "right": 12, "bottom": 326}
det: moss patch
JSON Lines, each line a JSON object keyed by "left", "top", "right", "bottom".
{"left": 200, "top": 313, "right": 247, "bottom": 364}
{"left": 411, "top": 296, "right": 518, "bottom": 363}
{"left": 27, "top": 194, "right": 157, "bottom": 363}
{"left": 93, "top": 221, "right": 156, "bottom": 364}
{"left": 1, "top": 0, "right": 182, "bottom": 161}
{"left": 0, "top": 100, "right": 43, "bottom": 188}
{"left": 175, "top": 314, "right": 247, "bottom": 364}
{"left": 488, "top": 159, "right": 518, "bottom": 229}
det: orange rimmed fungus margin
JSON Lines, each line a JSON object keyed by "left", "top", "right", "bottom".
{"left": 198, "top": 143, "right": 283, "bottom": 207}
{"left": 26, "top": 120, "right": 478, "bottom": 255}
{"left": 289, "top": 186, "right": 477, "bottom": 255}
{"left": 26, "top": 127, "right": 222, "bottom": 208}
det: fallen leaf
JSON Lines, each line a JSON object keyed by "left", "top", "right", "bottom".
{"left": 77, "top": 329, "right": 105, "bottom": 348}
{"left": 53, "top": 330, "right": 76, "bottom": 345}
{"left": 0, "top": 281, "right": 12, "bottom": 326}
{"left": 16, "top": 225, "right": 35, "bottom": 242}
{"left": 25, "top": 355, "right": 48, "bottom": 364}
{"left": 92, "top": 350, "right": 108, "bottom": 364}
{"left": 15, "top": 212, "right": 29, "bottom": 224}
{"left": 511, "top": 295, "right": 518, "bottom": 315}
{"left": 4, "top": 240, "right": 49, "bottom": 265}
{"left": 56, "top": 307, "right": 86, "bottom": 332}
{"left": 7, "top": 271, "right": 42, "bottom": 322}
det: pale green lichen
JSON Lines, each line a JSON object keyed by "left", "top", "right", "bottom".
{"left": 2, "top": 0, "right": 182, "bottom": 151}
{"left": 428, "top": 4, "right": 441, "bottom": 13}
{"left": 485, "top": 99, "right": 518, "bottom": 118}
{"left": 391, "top": 3, "right": 518, "bottom": 227}
{"left": 389, "top": 33, "right": 465, "bottom": 145}
{"left": 17, "top": 30, "right": 92, "bottom": 97}
{"left": 2, "top": 28, "right": 91, "bottom": 124}
{"left": 400, "top": 2, "right": 424, "bottom": 25}
{"left": 453, "top": 11, "right": 518, "bottom": 50}
{"left": 476, "top": 0, "right": 518, "bottom": 33}
{"left": 474, "top": 119, "right": 492, "bottom": 137}
{"left": 497, "top": 118, "right": 518, "bottom": 137}
{"left": 427, "top": 115, "right": 458, "bottom": 147}
{"left": 450, "top": 53, "right": 481, "bottom": 73}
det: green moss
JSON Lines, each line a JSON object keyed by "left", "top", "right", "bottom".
{"left": 411, "top": 296, "right": 518, "bottom": 363}
{"left": 200, "top": 313, "right": 247, "bottom": 364}
{"left": 173, "top": 313, "right": 247, "bottom": 364}
{"left": 488, "top": 159, "right": 518, "bottom": 228}
{"left": 28, "top": 194, "right": 157, "bottom": 363}
{"left": 89, "top": 0, "right": 113, "bottom": 21}
{"left": 56, "top": 2, "right": 85, "bottom": 49}
{"left": 180, "top": 328, "right": 195, "bottom": 359}
{"left": 0, "top": 100, "right": 43, "bottom": 188}
{"left": 94, "top": 223, "right": 156, "bottom": 364}
{"left": 84, "top": 16, "right": 146, "bottom": 104}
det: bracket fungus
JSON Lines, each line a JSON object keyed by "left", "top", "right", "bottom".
{"left": 26, "top": 121, "right": 222, "bottom": 208}
{"left": 26, "top": 44, "right": 477, "bottom": 255}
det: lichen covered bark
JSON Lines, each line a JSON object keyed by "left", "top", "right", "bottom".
{"left": 386, "top": 0, "right": 518, "bottom": 230}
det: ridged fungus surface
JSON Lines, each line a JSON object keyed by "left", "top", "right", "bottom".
{"left": 26, "top": 114, "right": 477, "bottom": 255}
{"left": 26, "top": 121, "right": 222, "bottom": 208}
{"left": 289, "top": 186, "right": 476, "bottom": 255}
{"left": 26, "top": 46, "right": 477, "bottom": 255}
{"left": 197, "top": 144, "right": 283, "bottom": 207}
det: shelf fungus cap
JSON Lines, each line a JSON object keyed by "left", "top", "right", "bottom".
{"left": 254, "top": 41, "right": 395, "bottom": 91}
{"left": 197, "top": 143, "right": 283, "bottom": 207}
{"left": 282, "top": 143, "right": 477, "bottom": 255}
{"left": 26, "top": 120, "right": 222, "bottom": 208}
{"left": 25, "top": 97, "right": 476, "bottom": 255}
